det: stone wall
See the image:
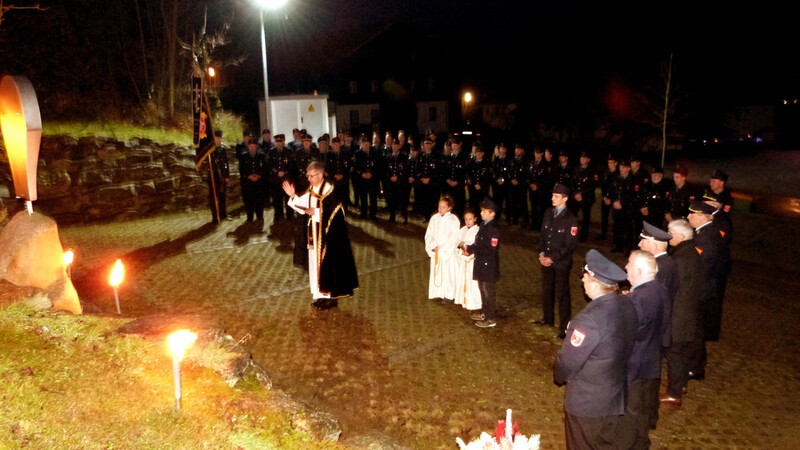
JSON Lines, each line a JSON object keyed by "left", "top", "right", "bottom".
{"left": 0, "top": 135, "right": 240, "bottom": 224}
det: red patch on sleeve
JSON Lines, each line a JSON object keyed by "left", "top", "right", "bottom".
{"left": 635, "top": 185, "right": 640, "bottom": 191}
{"left": 571, "top": 329, "right": 585, "bottom": 347}
{"left": 571, "top": 226, "right": 578, "bottom": 236}
{"left": 724, "top": 204, "right": 731, "bottom": 213}
{"left": 594, "top": 174, "right": 599, "bottom": 181}
{"left": 491, "top": 238, "right": 498, "bottom": 247}
{"left": 695, "top": 246, "right": 703, "bottom": 255}
{"left": 720, "top": 230, "right": 726, "bottom": 238}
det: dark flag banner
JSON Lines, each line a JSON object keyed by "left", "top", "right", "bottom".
{"left": 193, "top": 77, "right": 215, "bottom": 169}
{"left": 192, "top": 76, "right": 202, "bottom": 146}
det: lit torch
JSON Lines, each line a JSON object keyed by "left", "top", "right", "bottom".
{"left": 109, "top": 259, "right": 124, "bottom": 314}
{"left": 63, "top": 249, "right": 74, "bottom": 279}
{"left": 168, "top": 330, "right": 197, "bottom": 410}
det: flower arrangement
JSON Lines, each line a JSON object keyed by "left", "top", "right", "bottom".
{"left": 456, "top": 409, "right": 540, "bottom": 450}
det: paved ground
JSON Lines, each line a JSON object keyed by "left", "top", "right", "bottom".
{"left": 50, "top": 180, "right": 800, "bottom": 449}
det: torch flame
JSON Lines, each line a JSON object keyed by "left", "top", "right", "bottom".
{"left": 63, "top": 249, "right": 74, "bottom": 265}
{"left": 109, "top": 259, "right": 124, "bottom": 286}
{"left": 168, "top": 330, "right": 197, "bottom": 361}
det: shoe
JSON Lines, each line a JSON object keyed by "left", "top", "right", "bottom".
{"left": 659, "top": 394, "right": 682, "bottom": 406}
{"left": 475, "top": 319, "right": 496, "bottom": 328}
{"left": 688, "top": 371, "right": 705, "bottom": 381}
{"left": 311, "top": 298, "right": 327, "bottom": 309}
{"left": 471, "top": 313, "right": 485, "bottom": 321}
{"left": 531, "top": 320, "right": 553, "bottom": 326}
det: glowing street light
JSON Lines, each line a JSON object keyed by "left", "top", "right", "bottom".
{"left": 63, "top": 249, "right": 74, "bottom": 278}
{"left": 0, "top": 75, "right": 42, "bottom": 215}
{"left": 109, "top": 259, "right": 124, "bottom": 314}
{"left": 254, "top": 0, "right": 289, "bottom": 132}
{"left": 207, "top": 67, "right": 216, "bottom": 78}
{"left": 168, "top": 330, "right": 197, "bottom": 410}
{"left": 464, "top": 92, "right": 473, "bottom": 104}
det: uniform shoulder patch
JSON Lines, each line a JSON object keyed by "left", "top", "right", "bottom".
{"left": 695, "top": 246, "right": 703, "bottom": 255}
{"left": 571, "top": 226, "right": 578, "bottom": 236}
{"left": 724, "top": 204, "right": 731, "bottom": 213}
{"left": 571, "top": 329, "right": 585, "bottom": 347}
{"left": 491, "top": 237, "right": 499, "bottom": 247}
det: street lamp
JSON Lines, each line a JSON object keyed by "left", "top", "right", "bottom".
{"left": 255, "top": 0, "right": 289, "bottom": 132}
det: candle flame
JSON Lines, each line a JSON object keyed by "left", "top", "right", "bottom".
{"left": 109, "top": 259, "right": 124, "bottom": 286}
{"left": 63, "top": 249, "right": 74, "bottom": 265}
{"left": 168, "top": 330, "right": 197, "bottom": 361}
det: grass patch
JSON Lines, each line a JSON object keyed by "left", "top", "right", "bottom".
{"left": 0, "top": 304, "right": 341, "bottom": 449}
{"left": 41, "top": 110, "right": 247, "bottom": 147}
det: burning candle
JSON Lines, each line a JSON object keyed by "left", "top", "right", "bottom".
{"left": 63, "top": 249, "right": 74, "bottom": 278}
{"left": 109, "top": 259, "right": 124, "bottom": 314}
{"left": 505, "top": 409, "right": 512, "bottom": 441}
{"left": 168, "top": 330, "right": 197, "bottom": 410}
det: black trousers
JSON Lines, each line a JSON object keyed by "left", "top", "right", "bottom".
{"left": 418, "top": 181, "right": 439, "bottom": 218}
{"left": 386, "top": 182, "right": 408, "bottom": 221}
{"left": 333, "top": 178, "right": 350, "bottom": 209}
{"left": 468, "top": 185, "right": 488, "bottom": 209}
{"left": 541, "top": 264, "right": 572, "bottom": 332}
{"left": 478, "top": 280, "right": 497, "bottom": 321}
{"left": 359, "top": 178, "right": 379, "bottom": 218}
{"left": 207, "top": 175, "right": 227, "bottom": 222}
{"left": 492, "top": 182, "right": 510, "bottom": 220}
{"left": 666, "top": 341, "right": 693, "bottom": 398}
{"left": 600, "top": 201, "right": 612, "bottom": 237}
{"left": 565, "top": 412, "right": 621, "bottom": 450}
{"left": 446, "top": 184, "right": 466, "bottom": 217}
{"left": 529, "top": 188, "right": 547, "bottom": 230}
{"left": 612, "top": 208, "right": 635, "bottom": 251}
{"left": 242, "top": 181, "right": 264, "bottom": 221}
{"left": 269, "top": 180, "right": 292, "bottom": 220}
{"left": 618, "top": 378, "right": 660, "bottom": 450}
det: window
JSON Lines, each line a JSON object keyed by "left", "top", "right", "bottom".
{"left": 429, "top": 107, "right": 437, "bottom": 122}
{"left": 350, "top": 110, "right": 360, "bottom": 126}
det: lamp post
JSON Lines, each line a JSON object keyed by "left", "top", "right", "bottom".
{"left": 255, "top": 0, "right": 288, "bottom": 133}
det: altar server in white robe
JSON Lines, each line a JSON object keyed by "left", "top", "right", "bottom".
{"left": 455, "top": 209, "right": 482, "bottom": 310}
{"left": 425, "top": 195, "right": 461, "bottom": 301}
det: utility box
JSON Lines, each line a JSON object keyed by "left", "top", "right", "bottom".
{"left": 258, "top": 94, "right": 335, "bottom": 140}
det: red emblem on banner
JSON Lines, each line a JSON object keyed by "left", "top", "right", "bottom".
{"left": 571, "top": 226, "right": 578, "bottom": 236}
{"left": 571, "top": 329, "right": 585, "bottom": 347}
{"left": 491, "top": 238, "right": 498, "bottom": 247}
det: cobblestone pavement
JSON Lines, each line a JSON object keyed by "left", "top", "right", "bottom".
{"left": 57, "top": 200, "right": 800, "bottom": 449}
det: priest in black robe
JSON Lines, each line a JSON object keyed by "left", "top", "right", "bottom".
{"left": 283, "top": 161, "right": 359, "bottom": 309}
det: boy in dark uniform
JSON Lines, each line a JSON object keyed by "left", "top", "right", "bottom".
{"left": 462, "top": 198, "right": 501, "bottom": 329}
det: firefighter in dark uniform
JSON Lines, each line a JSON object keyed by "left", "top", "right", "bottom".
{"left": 466, "top": 142, "right": 492, "bottom": 209}
{"left": 407, "top": 144, "right": 422, "bottom": 217}
{"left": 443, "top": 137, "right": 467, "bottom": 216}
{"left": 292, "top": 133, "right": 322, "bottom": 193}
{"left": 688, "top": 200, "right": 726, "bottom": 343}
{"left": 569, "top": 150, "right": 598, "bottom": 242}
{"left": 384, "top": 138, "right": 409, "bottom": 222}
{"left": 491, "top": 143, "right": 512, "bottom": 222}
{"left": 534, "top": 183, "right": 580, "bottom": 338}
{"left": 354, "top": 135, "right": 381, "bottom": 220}
{"left": 266, "top": 134, "right": 294, "bottom": 221}
{"left": 598, "top": 153, "right": 619, "bottom": 240}
{"left": 643, "top": 166, "right": 672, "bottom": 230}
{"left": 344, "top": 132, "right": 361, "bottom": 209}
{"left": 325, "top": 137, "right": 351, "bottom": 210}
{"left": 610, "top": 158, "right": 635, "bottom": 254}
{"left": 205, "top": 130, "right": 231, "bottom": 223}
{"left": 554, "top": 147, "right": 572, "bottom": 188}
{"left": 706, "top": 169, "right": 733, "bottom": 218}
{"left": 259, "top": 128, "right": 274, "bottom": 152}
{"left": 235, "top": 130, "right": 253, "bottom": 159}
{"left": 509, "top": 143, "right": 529, "bottom": 226}
{"left": 526, "top": 146, "right": 550, "bottom": 231}
{"left": 239, "top": 140, "right": 268, "bottom": 222}
{"left": 418, "top": 137, "right": 441, "bottom": 221}
{"left": 630, "top": 153, "right": 651, "bottom": 241}
{"left": 462, "top": 197, "right": 501, "bottom": 329}
{"left": 666, "top": 165, "right": 697, "bottom": 222}
{"left": 554, "top": 249, "right": 638, "bottom": 450}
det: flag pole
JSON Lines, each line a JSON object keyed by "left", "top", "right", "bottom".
{"left": 207, "top": 152, "right": 221, "bottom": 223}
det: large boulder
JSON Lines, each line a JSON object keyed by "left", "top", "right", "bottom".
{"left": 0, "top": 212, "right": 82, "bottom": 314}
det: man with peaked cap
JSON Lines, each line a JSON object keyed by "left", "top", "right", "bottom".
{"left": 599, "top": 153, "right": 619, "bottom": 240}
{"left": 703, "top": 190, "right": 733, "bottom": 330}
{"left": 491, "top": 143, "right": 513, "bottom": 222}
{"left": 610, "top": 158, "right": 636, "bottom": 253}
{"left": 705, "top": 169, "right": 733, "bottom": 217}
{"left": 534, "top": 183, "right": 580, "bottom": 338}
{"left": 418, "top": 136, "right": 442, "bottom": 221}
{"left": 570, "top": 150, "right": 599, "bottom": 242}
{"left": 354, "top": 134, "right": 381, "bottom": 220}
{"left": 239, "top": 140, "right": 267, "bottom": 222}
{"left": 466, "top": 141, "right": 492, "bottom": 209}
{"left": 259, "top": 128, "right": 273, "bottom": 152}
{"left": 661, "top": 219, "right": 703, "bottom": 406}
{"left": 555, "top": 147, "right": 572, "bottom": 187}
{"left": 508, "top": 143, "right": 529, "bottom": 226}
{"left": 644, "top": 166, "right": 673, "bottom": 229}
{"left": 619, "top": 250, "right": 670, "bottom": 449}
{"left": 554, "top": 249, "right": 638, "bottom": 450}
{"left": 688, "top": 200, "right": 726, "bottom": 343}
{"left": 235, "top": 130, "right": 253, "bottom": 159}
{"left": 527, "top": 145, "right": 550, "bottom": 230}
{"left": 267, "top": 134, "right": 294, "bottom": 220}
{"left": 325, "top": 136, "right": 352, "bottom": 210}
{"left": 463, "top": 197, "right": 501, "bottom": 328}
{"left": 204, "top": 130, "right": 231, "bottom": 223}
{"left": 383, "top": 138, "right": 410, "bottom": 222}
